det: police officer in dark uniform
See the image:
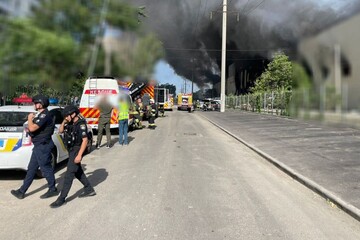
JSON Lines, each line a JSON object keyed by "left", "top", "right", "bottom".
{"left": 11, "top": 95, "right": 58, "bottom": 199}
{"left": 50, "top": 105, "right": 96, "bottom": 208}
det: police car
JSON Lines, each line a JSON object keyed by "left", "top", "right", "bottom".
{"left": 0, "top": 105, "right": 93, "bottom": 175}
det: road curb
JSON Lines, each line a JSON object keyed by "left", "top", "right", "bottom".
{"left": 200, "top": 114, "right": 360, "bottom": 222}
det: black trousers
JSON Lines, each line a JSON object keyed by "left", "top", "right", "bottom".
{"left": 20, "top": 141, "right": 56, "bottom": 193}
{"left": 59, "top": 147, "right": 93, "bottom": 200}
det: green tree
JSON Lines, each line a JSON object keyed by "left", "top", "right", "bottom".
{"left": 31, "top": 0, "right": 142, "bottom": 44}
{"left": 252, "top": 53, "right": 293, "bottom": 93}
{"left": 159, "top": 83, "right": 176, "bottom": 95}
{"left": 0, "top": 19, "right": 77, "bottom": 93}
{"left": 292, "top": 62, "right": 312, "bottom": 90}
{"left": 132, "top": 33, "right": 164, "bottom": 78}
{"left": 0, "top": 0, "right": 146, "bottom": 95}
{"left": 113, "top": 33, "right": 164, "bottom": 78}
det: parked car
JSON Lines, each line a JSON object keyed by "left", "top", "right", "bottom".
{"left": 202, "top": 99, "right": 213, "bottom": 111}
{"left": 211, "top": 100, "right": 221, "bottom": 111}
{"left": 0, "top": 105, "right": 93, "bottom": 176}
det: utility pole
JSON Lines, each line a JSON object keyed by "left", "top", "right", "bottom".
{"left": 191, "top": 71, "right": 194, "bottom": 95}
{"left": 191, "top": 58, "right": 195, "bottom": 95}
{"left": 334, "top": 44, "right": 342, "bottom": 114}
{"left": 87, "top": 0, "right": 110, "bottom": 77}
{"left": 184, "top": 78, "right": 187, "bottom": 93}
{"left": 220, "top": 0, "right": 227, "bottom": 112}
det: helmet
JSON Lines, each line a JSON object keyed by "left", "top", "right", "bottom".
{"left": 32, "top": 95, "right": 49, "bottom": 108}
{"left": 63, "top": 105, "right": 80, "bottom": 117}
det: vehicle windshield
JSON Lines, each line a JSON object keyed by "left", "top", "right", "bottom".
{"left": 0, "top": 112, "right": 28, "bottom": 126}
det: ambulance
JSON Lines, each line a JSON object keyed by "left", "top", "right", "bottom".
{"left": 79, "top": 77, "right": 127, "bottom": 130}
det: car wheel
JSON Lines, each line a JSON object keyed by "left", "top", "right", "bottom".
{"left": 36, "top": 149, "right": 57, "bottom": 178}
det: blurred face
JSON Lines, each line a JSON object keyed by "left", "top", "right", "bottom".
{"left": 33, "top": 102, "right": 43, "bottom": 111}
{"left": 65, "top": 112, "right": 76, "bottom": 122}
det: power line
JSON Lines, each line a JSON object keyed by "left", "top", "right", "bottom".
{"left": 244, "top": 0, "right": 265, "bottom": 16}
{"left": 193, "top": 0, "right": 203, "bottom": 36}
{"left": 199, "top": 0, "right": 209, "bottom": 28}
{"left": 241, "top": 0, "right": 251, "bottom": 14}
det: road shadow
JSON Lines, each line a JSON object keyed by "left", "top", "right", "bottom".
{"left": 24, "top": 164, "right": 108, "bottom": 201}
{"left": 112, "top": 136, "right": 135, "bottom": 145}
{"left": 60, "top": 166, "right": 109, "bottom": 202}
{"left": 0, "top": 159, "right": 68, "bottom": 182}
{"left": 95, "top": 134, "right": 135, "bottom": 147}
{"left": 22, "top": 160, "right": 69, "bottom": 197}
{"left": 0, "top": 170, "right": 26, "bottom": 180}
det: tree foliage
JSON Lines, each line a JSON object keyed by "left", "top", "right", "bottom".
{"left": 0, "top": 19, "right": 77, "bottom": 93}
{"left": 0, "top": 0, "right": 152, "bottom": 96}
{"left": 292, "top": 62, "right": 312, "bottom": 90}
{"left": 133, "top": 34, "right": 164, "bottom": 78}
{"left": 252, "top": 53, "right": 293, "bottom": 93}
{"left": 113, "top": 33, "right": 164, "bottom": 78}
{"left": 31, "top": 0, "right": 142, "bottom": 44}
{"left": 159, "top": 83, "right": 176, "bottom": 95}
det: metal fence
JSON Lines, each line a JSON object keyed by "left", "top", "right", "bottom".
{"left": 226, "top": 91, "right": 292, "bottom": 116}
{"left": 225, "top": 86, "right": 350, "bottom": 117}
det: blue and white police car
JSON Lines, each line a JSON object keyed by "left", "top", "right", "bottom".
{"left": 0, "top": 105, "right": 93, "bottom": 175}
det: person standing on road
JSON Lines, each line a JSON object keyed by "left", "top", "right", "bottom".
{"left": 50, "top": 105, "right": 96, "bottom": 208}
{"left": 95, "top": 95, "right": 113, "bottom": 149}
{"left": 117, "top": 96, "right": 129, "bottom": 145}
{"left": 11, "top": 95, "right": 58, "bottom": 200}
{"left": 147, "top": 99, "right": 157, "bottom": 129}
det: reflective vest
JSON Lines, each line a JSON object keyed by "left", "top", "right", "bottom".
{"left": 118, "top": 101, "right": 129, "bottom": 120}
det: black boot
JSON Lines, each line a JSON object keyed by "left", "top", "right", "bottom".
{"left": 78, "top": 189, "right": 96, "bottom": 198}
{"left": 11, "top": 189, "right": 25, "bottom": 199}
{"left": 40, "top": 188, "right": 59, "bottom": 199}
{"left": 50, "top": 197, "right": 66, "bottom": 208}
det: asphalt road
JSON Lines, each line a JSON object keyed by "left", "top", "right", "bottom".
{"left": 1, "top": 111, "right": 360, "bottom": 240}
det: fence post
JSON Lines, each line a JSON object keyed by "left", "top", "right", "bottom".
{"left": 342, "top": 82, "right": 348, "bottom": 123}
{"left": 247, "top": 95, "right": 249, "bottom": 111}
{"left": 264, "top": 93, "right": 267, "bottom": 113}
{"left": 271, "top": 91, "right": 274, "bottom": 115}
{"left": 320, "top": 85, "right": 325, "bottom": 116}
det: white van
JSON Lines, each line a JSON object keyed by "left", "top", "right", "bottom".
{"left": 79, "top": 77, "right": 132, "bottom": 130}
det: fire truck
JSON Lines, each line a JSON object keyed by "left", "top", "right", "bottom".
{"left": 155, "top": 88, "right": 173, "bottom": 112}
{"left": 177, "top": 93, "right": 194, "bottom": 112}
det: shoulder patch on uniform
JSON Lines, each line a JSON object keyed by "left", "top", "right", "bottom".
{"left": 39, "top": 114, "right": 46, "bottom": 118}
{"left": 80, "top": 124, "right": 86, "bottom": 130}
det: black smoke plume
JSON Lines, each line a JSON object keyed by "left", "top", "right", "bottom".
{"left": 128, "top": 0, "right": 360, "bottom": 89}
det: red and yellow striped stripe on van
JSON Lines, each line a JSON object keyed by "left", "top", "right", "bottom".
{"left": 80, "top": 108, "right": 118, "bottom": 125}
